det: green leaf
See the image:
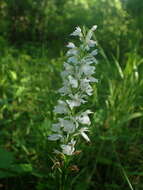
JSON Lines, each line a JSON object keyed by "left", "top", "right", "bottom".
{"left": 0, "top": 148, "right": 15, "bottom": 178}
{"left": 0, "top": 148, "right": 14, "bottom": 169}
{"left": 120, "top": 112, "right": 143, "bottom": 125}
{"left": 113, "top": 57, "right": 124, "bottom": 79}
{"left": 11, "top": 164, "right": 33, "bottom": 173}
{"left": 9, "top": 70, "right": 17, "bottom": 80}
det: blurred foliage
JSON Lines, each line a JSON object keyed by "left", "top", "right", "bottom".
{"left": 0, "top": 0, "right": 142, "bottom": 57}
{"left": 0, "top": 0, "right": 143, "bottom": 189}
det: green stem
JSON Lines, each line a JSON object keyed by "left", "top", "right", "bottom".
{"left": 59, "top": 159, "right": 69, "bottom": 190}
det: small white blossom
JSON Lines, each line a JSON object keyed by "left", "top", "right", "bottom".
{"left": 85, "top": 26, "right": 97, "bottom": 50}
{"left": 85, "top": 84, "right": 93, "bottom": 96}
{"left": 91, "top": 50, "right": 98, "bottom": 56}
{"left": 69, "top": 116, "right": 79, "bottom": 128}
{"left": 79, "top": 128, "right": 90, "bottom": 142}
{"left": 83, "top": 56, "right": 97, "bottom": 64}
{"left": 63, "top": 62, "right": 74, "bottom": 72}
{"left": 58, "top": 85, "right": 71, "bottom": 96}
{"left": 67, "top": 49, "right": 78, "bottom": 56}
{"left": 91, "top": 25, "right": 97, "bottom": 31}
{"left": 80, "top": 64, "right": 95, "bottom": 75}
{"left": 54, "top": 100, "right": 68, "bottom": 114}
{"left": 70, "top": 26, "right": 82, "bottom": 37}
{"left": 76, "top": 110, "right": 93, "bottom": 125}
{"left": 67, "top": 42, "right": 76, "bottom": 48}
{"left": 74, "top": 127, "right": 90, "bottom": 142}
{"left": 79, "top": 79, "right": 93, "bottom": 95}
{"left": 59, "top": 119, "right": 75, "bottom": 133}
{"left": 61, "top": 139, "right": 76, "bottom": 155}
{"left": 88, "top": 76, "right": 98, "bottom": 83}
{"left": 61, "top": 145, "right": 74, "bottom": 155}
{"left": 68, "top": 75, "right": 78, "bottom": 88}
{"left": 52, "top": 123, "right": 61, "bottom": 133}
{"left": 66, "top": 94, "right": 86, "bottom": 109}
{"left": 86, "top": 29, "right": 94, "bottom": 41}
{"left": 48, "top": 134, "right": 62, "bottom": 141}
{"left": 67, "top": 56, "right": 78, "bottom": 63}
{"left": 66, "top": 99, "right": 80, "bottom": 109}
{"left": 87, "top": 40, "right": 97, "bottom": 48}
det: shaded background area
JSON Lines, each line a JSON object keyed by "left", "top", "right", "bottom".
{"left": 0, "top": 0, "right": 143, "bottom": 190}
{"left": 0, "top": 0, "right": 143, "bottom": 57}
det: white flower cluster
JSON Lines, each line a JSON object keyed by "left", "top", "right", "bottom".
{"left": 48, "top": 26, "right": 98, "bottom": 156}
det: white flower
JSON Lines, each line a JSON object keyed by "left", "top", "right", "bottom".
{"left": 62, "top": 63, "right": 74, "bottom": 75}
{"left": 71, "top": 117, "right": 79, "bottom": 128}
{"left": 77, "top": 115, "right": 91, "bottom": 125}
{"left": 85, "top": 84, "right": 93, "bottom": 96}
{"left": 66, "top": 99, "right": 80, "bottom": 109}
{"left": 58, "top": 78, "right": 72, "bottom": 95}
{"left": 70, "top": 26, "right": 82, "bottom": 36}
{"left": 48, "top": 134, "right": 62, "bottom": 141}
{"left": 67, "top": 42, "right": 76, "bottom": 48}
{"left": 67, "top": 56, "right": 78, "bottom": 63}
{"left": 61, "top": 145, "right": 74, "bottom": 155}
{"left": 61, "top": 71, "right": 68, "bottom": 78}
{"left": 87, "top": 40, "right": 97, "bottom": 48}
{"left": 66, "top": 94, "right": 86, "bottom": 109}
{"left": 59, "top": 119, "right": 75, "bottom": 133}
{"left": 73, "top": 127, "right": 90, "bottom": 142}
{"left": 54, "top": 100, "right": 68, "bottom": 114}
{"left": 64, "top": 62, "right": 73, "bottom": 71}
{"left": 88, "top": 76, "right": 98, "bottom": 83}
{"left": 52, "top": 123, "right": 61, "bottom": 133}
{"left": 86, "top": 30, "right": 93, "bottom": 42}
{"left": 67, "top": 49, "right": 78, "bottom": 56}
{"left": 85, "top": 29, "right": 97, "bottom": 49}
{"left": 80, "top": 64, "right": 95, "bottom": 75}
{"left": 91, "top": 25, "right": 97, "bottom": 31}
{"left": 69, "top": 139, "right": 76, "bottom": 146}
{"left": 68, "top": 75, "right": 78, "bottom": 88}
{"left": 90, "top": 50, "right": 98, "bottom": 56}
{"left": 83, "top": 56, "right": 97, "bottom": 64}
{"left": 58, "top": 85, "right": 71, "bottom": 96}
{"left": 80, "top": 79, "right": 93, "bottom": 95}
{"left": 76, "top": 110, "right": 92, "bottom": 125}
{"left": 79, "top": 127, "right": 90, "bottom": 142}
{"left": 61, "top": 139, "right": 76, "bottom": 155}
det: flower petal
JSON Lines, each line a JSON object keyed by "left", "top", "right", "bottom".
{"left": 70, "top": 26, "right": 82, "bottom": 36}
{"left": 67, "top": 42, "right": 76, "bottom": 48}
{"left": 48, "top": 134, "right": 62, "bottom": 141}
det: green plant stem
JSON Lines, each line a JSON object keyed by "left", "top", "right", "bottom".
{"left": 59, "top": 159, "right": 69, "bottom": 190}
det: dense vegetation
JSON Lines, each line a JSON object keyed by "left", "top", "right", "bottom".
{"left": 0, "top": 0, "right": 143, "bottom": 189}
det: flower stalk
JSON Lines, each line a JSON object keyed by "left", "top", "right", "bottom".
{"left": 48, "top": 25, "right": 98, "bottom": 189}
{"left": 48, "top": 25, "right": 98, "bottom": 156}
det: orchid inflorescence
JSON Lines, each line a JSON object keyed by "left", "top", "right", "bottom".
{"left": 48, "top": 25, "right": 98, "bottom": 156}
